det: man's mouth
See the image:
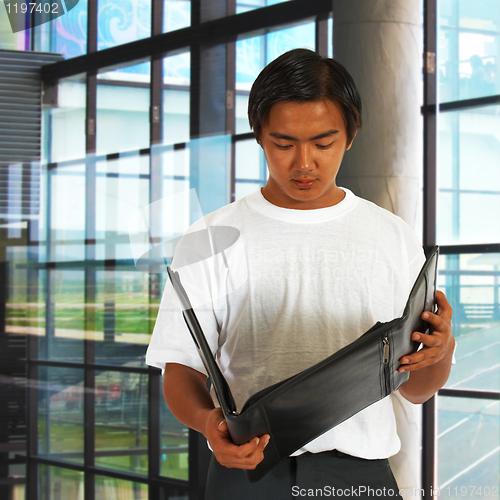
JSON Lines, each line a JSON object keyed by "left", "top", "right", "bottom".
{"left": 293, "top": 178, "right": 316, "bottom": 188}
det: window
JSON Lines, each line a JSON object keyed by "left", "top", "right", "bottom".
{"left": 2, "top": 1, "right": 334, "bottom": 499}
{"left": 422, "top": 0, "right": 500, "bottom": 496}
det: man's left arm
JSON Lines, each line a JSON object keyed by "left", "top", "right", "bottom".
{"left": 398, "top": 290, "right": 455, "bottom": 405}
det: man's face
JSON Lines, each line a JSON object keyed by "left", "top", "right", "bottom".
{"left": 259, "top": 99, "right": 355, "bottom": 210}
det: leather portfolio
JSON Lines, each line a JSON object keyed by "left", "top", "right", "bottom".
{"left": 167, "top": 245, "right": 439, "bottom": 482}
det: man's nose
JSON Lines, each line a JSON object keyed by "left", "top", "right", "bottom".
{"left": 295, "top": 144, "right": 312, "bottom": 169}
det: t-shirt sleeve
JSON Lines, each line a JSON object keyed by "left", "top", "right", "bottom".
{"left": 407, "top": 247, "right": 426, "bottom": 290}
{"left": 145, "top": 271, "right": 220, "bottom": 376}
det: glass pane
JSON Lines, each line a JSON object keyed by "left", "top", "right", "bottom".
{"left": 97, "top": 62, "right": 151, "bottom": 155}
{"left": 95, "top": 155, "right": 150, "bottom": 262}
{"left": 38, "top": 269, "right": 86, "bottom": 361}
{"left": 93, "top": 152, "right": 151, "bottom": 364}
{"left": 39, "top": 465, "right": 84, "bottom": 500}
{"left": 438, "top": 0, "right": 500, "bottom": 102}
{"left": 98, "top": 0, "right": 151, "bottom": 51}
{"left": 437, "top": 396, "right": 499, "bottom": 496}
{"left": 437, "top": 106, "right": 500, "bottom": 245}
{"left": 95, "top": 371, "right": 148, "bottom": 475}
{"left": 41, "top": 162, "right": 87, "bottom": 362}
{"left": 38, "top": 367, "right": 84, "bottom": 464}
{"left": 94, "top": 268, "right": 151, "bottom": 365}
{"left": 50, "top": 164, "right": 86, "bottom": 262}
{"left": 234, "top": 138, "right": 267, "bottom": 201}
{"left": 4, "top": 241, "right": 41, "bottom": 342}
{"left": 160, "top": 389, "right": 189, "bottom": 480}
{"left": 35, "top": 0, "right": 88, "bottom": 58}
{"left": 164, "top": 0, "right": 190, "bottom": 32}
{"left": 438, "top": 253, "right": 500, "bottom": 392}
{"left": 96, "top": 476, "right": 148, "bottom": 499}
{"left": 163, "top": 51, "right": 190, "bottom": 145}
{"left": 236, "top": 0, "right": 292, "bottom": 15}
{"left": 235, "top": 21, "right": 316, "bottom": 134}
{"left": 44, "top": 76, "right": 87, "bottom": 163}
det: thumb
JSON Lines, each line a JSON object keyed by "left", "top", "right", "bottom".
{"left": 217, "top": 418, "right": 228, "bottom": 432}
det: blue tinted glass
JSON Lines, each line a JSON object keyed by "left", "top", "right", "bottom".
{"left": 163, "top": 52, "right": 190, "bottom": 145}
{"left": 97, "top": 62, "right": 151, "bottom": 155}
{"left": 267, "top": 23, "right": 315, "bottom": 61}
{"left": 98, "top": 0, "right": 151, "bottom": 51}
{"left": 164, "top": 0, "right": 190, "bottom": 32}
{"left": 236, "top": 21, "right": 316, "bottom": 133}
{"left": 437, "top": 106, "right": 500, "bottom": 244}
{"left": 438, "top": 253, "right": 500, "bottom": 393}
{"left": 53, "top": 0, "right": 88, "bottom": 57}
{"left": 236, "top": 0, "right": 291, "bottom": 15}
{"left": 438, "top": 0, "right": 500, "bottom": 102}
{"left": 437, "top": 396, "right": 499, "bottom": 494}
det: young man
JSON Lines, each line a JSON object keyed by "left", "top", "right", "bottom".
{"left": 146, "top": 49, "right": 454, "bottom": 499}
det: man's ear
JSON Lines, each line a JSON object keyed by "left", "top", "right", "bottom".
{"left": 346, "top": 129, "right": 358, "bottom": 151}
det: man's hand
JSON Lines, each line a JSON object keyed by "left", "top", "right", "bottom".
{"left": 398, "top": 290, "right": 454, "bottom": 373}
{"left": 163, "top": 363, "right": 270, "bottom": 470}
{"left": 398, "top": 290, "right": 455, "bottom": 404}
{"left": 204, "top": 408, "right": 270, "bottom": 469}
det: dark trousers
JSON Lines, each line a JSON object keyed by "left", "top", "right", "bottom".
{"left": 205, "top": 450, "right": 402, "bottom": 500}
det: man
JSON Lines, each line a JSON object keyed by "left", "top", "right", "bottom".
{"left": 146, "top": 49, "right": 454, "bottom": 499}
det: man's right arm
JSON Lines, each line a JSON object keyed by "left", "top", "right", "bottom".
{"left": 163, "top": 363, "right": 270, "bottom": 470}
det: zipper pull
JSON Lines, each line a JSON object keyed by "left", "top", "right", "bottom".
{"left": 383, "top": 337, "right": 390, "bottom": 364}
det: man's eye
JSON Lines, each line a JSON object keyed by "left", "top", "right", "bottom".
{"left": 276, "top": 144, "right": 292, "bottom": 150}
{"left": 316, "top": 141, "right": 334, "bottom": 150}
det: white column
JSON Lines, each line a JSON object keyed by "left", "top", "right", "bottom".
{"left": 333, "top": 3, "right": 423, "bottom": 496}
{"left": 334, "top": 0, "right": 422, "bottom": 232}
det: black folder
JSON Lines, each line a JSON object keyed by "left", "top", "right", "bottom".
{"left": 167, "top": 245, "right": 438, "bottom": 482}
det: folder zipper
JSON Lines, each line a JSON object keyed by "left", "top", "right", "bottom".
{"left": 383, "top": 337, "right": 390, "bottom": 364}
{"left": 383, "top": 337, "right": 391, "bottom": 395}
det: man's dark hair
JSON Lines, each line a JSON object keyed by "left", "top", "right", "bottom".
{"left": 248, "top": 48, "right": 362, "bottom": 145}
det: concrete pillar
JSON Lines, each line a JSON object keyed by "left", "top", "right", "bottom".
{"left": 333, "top": 3, "right": 423, "bottom": 496}
{"left": 334, "top": 0, "right": 422, "bottom": 232}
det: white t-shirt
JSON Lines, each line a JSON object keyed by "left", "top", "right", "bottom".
{"left": 146, "top": 188, "right": 425, "bottom": 459}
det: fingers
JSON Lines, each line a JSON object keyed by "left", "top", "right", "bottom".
{"left": 213, "top": 434, "right": 271, "bottom": 470}
{"left": 398, "top": 291, "right": 455, "bottom": 373}
{"left": 399, "top": 348, "right": 439, "bottom": 372}
{"left": 204, "top": 408, "right": 270, "bottom": 469}
{"left": 435, "top": 290, "right": 453, "bottom": 322}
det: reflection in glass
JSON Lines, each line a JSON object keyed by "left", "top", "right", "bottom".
{"left": 94, "top": 268, "right": 151, "bottom": 366}
{"left": 164, "top": 0, "right": 191, "bottom": 32}
{"left": 163, "top": 52, "right": 190, "bottom": 145}
{"left": 97, "top": 62, "right": 151, "bottom": 155}
{"left": 95, "top": 157, "right": 150, "bottom": 261}
{"left": 50, "top": 164, "right": 86, "bottom": 262}
{"left": 160, "top": 389, "right": 189, "bottom": 480}
{"left": 438, "top": 0, "right": 499, "bottom": 102}
{"left": 235, "top": 139, "right": 267, "bottom": 201}
{"left": 35, "top": 0, "right": 88, "bottom": 58}
{"left": 95, "top": 371, "right": 148, "bottom": 475}
{"left": 38, "top": 269, "right": 85, "bottom": 362}
{"left": 44, "top": 76, "right": 87, "bottom": 163}
{"left": 98, "top": 0, "right": 151, "bottom": 50}
{"left": 38, "top": 367, "right": 84, "bottom": 464}
{"left": 437, "top": 396, "right": 499, "bottom": 496}
{"left": 437, "top": 106, "right": 500, "bottom": 244}
{"left": 96, "top": 475, "right": 148, "bottom": 499}
{"left": 235, "top": 21, "right": 316, "bottom": 133}
{"left": 236, "top": 0, "right": 292, "bottom": 15}
{"left": 438, "top": 253, "right": 500, "bottom": 392}
{"left": 39, "top": 465, "right": 84, "bottom": 500}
